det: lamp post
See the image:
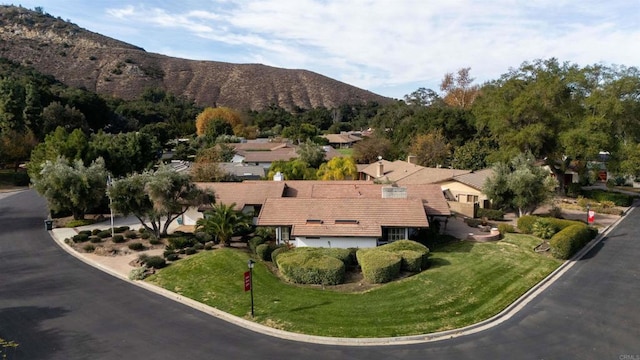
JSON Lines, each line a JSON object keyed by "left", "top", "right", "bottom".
{"left": 586, "top": 204, "right": 590, "bottom": 224}
{"left": 107, "top": 175, "right": 115, "bottom": 239}
{"left": 247, "top": 259, "right": 255, "bottom": 317}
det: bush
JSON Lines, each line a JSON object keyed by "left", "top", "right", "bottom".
{"left": 89, "top": 236, "right": 102, "bottom": 243}
{"left": 128, "top": 242, "right": 145, "bottom": 251}
{"left": 185, "top": 247, "right": 198, "bottom": 255}
{"left": 248, "top": 236, "right": 265, "bottom": 253}
{"left": 166, "top": 253, "right": 180, "bottom": 262}
{"left": 532, "top": 219, "right": 558, "bottom": 239}
{"left": 549, "top": 224, "right": 596, "bottom": 260}
{"left": 276, "top": 250, "right": 346, "bottom": 285}
{"left": 378, "top": 240, "right": 430, "bottom": 271}
{"left": 476, "top": 208, "right": 504, "bottom": 221}
{"left": 97, "top": 230, "right": 111, "bottom": 239}
{"left": 497, "top": 223, "right": 515, "bottom": 234}
{"left": 270, "top": 245, "right": 289, "bottom": 263}
{"left": 566, "top": 183, "right": 582, "bottom": 198}
{"left": 167, "top": 236, "right": 197, "bottom": 250}
{"left": 112, "top": 234, "right": 125, "bottom": 243}
{"left": 83, "top": 244, "right": 95, "bottom": 252}
{"left": 357, "top": 250, "right": 402, "bottom": 284}
{"left": 149, "top": 237, "right": 162, "bottom": 245}
{"left": 129, "top": 267, "right": 147, "bottom": 280}
{"left": 397, "top": 250, "right": 425, "bottom": 272}
{"left": 143, "top": 256, "right": 166, "bottom": 269}
{"left": 582, "top": 189, "right": 635, "bottom": 207}
{"left": 163, "top": 249, "right": 176, "bottom": 258}
{"left": 72, "top": 233, "right": 90, "bottom": 243}
{"left": 203, "top": 243, "right": 214, "bottom": 250}
{"left": 92, "top": 228, "right": 101, "bottom": 235}
{"left": 465, "top": 218, "right": 483, "bottom": 227}
{"left": 124, "top": 230, "right": 138, "bottom": 239}
{"left": 256, "top": 243, "right": 274, "bottom": 261}
{"left": 518, "top": 216, "right": 582, "bottom": 234}
{"left": 78, "top": 230, "right": 92, "bottom": 236}
{"left": 195, "top": 231, "right": 213, "bottom": 244}
{"left": 140, "top": 232, "right": 151, "bottom": 239}
{"left": 114, "top": 226, "right": 130, "bottom": 233}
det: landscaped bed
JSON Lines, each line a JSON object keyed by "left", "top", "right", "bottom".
{"left": 145, "top": 233, "right": 562, "bottom": 338}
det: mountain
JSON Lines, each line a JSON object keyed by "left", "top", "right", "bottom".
{"left": 0, "top": 5, "right": 391, "bottom": 110}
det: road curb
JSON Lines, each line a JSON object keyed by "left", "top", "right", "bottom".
{"left": 48, "top": 205, "right": 635, "bottom": 346}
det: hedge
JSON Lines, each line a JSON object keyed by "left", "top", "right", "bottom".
{"left": 549, "top": 224, "right": 597, "bottom": 260}
{"left": 248, "top": 236, "right": 265, "bottom": 253}
{"left": 517, "top": 215, "right": 583, "bottom": 234}
{"left": 357, "top": 250, "right": 402, "bottom": 284}
{"left": 270, "top": 245, "right": 289, "bottom": 263}
{"left": 377, "top": 240, "right": 430, "bottom": 270}
{"left": 477, "top": 208, "right": 505, "bottom": 220}
{"left": 276, "top": 250, "right": 346, "bottom": 285}
{"left": 256, "top": 243, "right": 274, "bottom": 261}
{"left": 167, "top": 236, "right": 197, "bottom": 250}
{"left": 72, "top": 233, "right": 90, "bottom": 243}
{"left": 582, "top": 189, "right": 635, "bottom": 207}
{"left": 397, "top": 250, "right": 425, "bottom": 272}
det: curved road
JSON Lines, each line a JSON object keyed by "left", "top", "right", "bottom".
{"left": 1, "top": 190, "right": 639, "bottom": 359}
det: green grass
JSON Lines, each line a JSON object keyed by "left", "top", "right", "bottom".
{"left": 146, "top": 234, "right": 561, "bottom": 337}
{"left": 336, "top": 148, "right": 353, "bottom": 156}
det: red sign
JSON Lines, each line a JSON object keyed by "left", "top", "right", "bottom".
{"left": 588, "top": 210, "right": 595, "bottom": 224}
{"left": 244, "top": 271, "right": 251, "bottom": 291}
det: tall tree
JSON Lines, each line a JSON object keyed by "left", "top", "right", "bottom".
{"left": 316, "top": 156, "right": 358, "bottom": 180}
{"left": 195, "top": 107, "right": 243, "bottom": 136}
{"left": 88, "top": 131, "right": 161, "bottom": 178}
{"left": 483, "top": 152, "right": 557, "bottom": 217}
{"left": 296, "top": 139, "right": 326, "bottom": 168}
{"left": 33, "top": 157, "right": 108, "bottom": 220}
{"left": 109, "top": 166, "right": 213, "bottom": 238}
{"left": 352, "top": 135, "right": 394, "bottom": 164}
{"left": 28, "top": 127, "right": 90, "bottom": 181}
{"left": 440, "top": 67, "right": 480, "bottom": 109}
{"left": 267, "top": 159, "right": 316, "bottom": 180}
{"left": 409, "top": 130, "right": 451, "bottom": 168}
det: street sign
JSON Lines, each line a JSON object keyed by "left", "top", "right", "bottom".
{"left": 588, "top": 210, "right": 595, "bottom": 224}
{"left": 244, "top": 271, "right": 251, "bottom": 291}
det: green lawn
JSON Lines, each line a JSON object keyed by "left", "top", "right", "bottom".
{"left": 336, "top": 148, "right": 353, "bottom": 156}
{"left": 146, "top": 234, "right": 561, "bottom": 337}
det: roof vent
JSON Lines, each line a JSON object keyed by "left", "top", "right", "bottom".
{"left": 382, "top": 186, "right": 407, "bottom": 198}
{"left": 306, "top": 219, "right": 323, "bottom": 224}
{"left": 335, "top": 219, "right": 359, "bottom": 224}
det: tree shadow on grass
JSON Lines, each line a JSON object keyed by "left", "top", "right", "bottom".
{"left": 289, "top": 301, "right": 333, "bottom": 312}
{"left": 427, "top": 257, "right": 451, "bottom": 269}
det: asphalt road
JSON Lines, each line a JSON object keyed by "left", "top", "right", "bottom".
{"left": 1, "top": 190, "right": 639, "bottom": 359}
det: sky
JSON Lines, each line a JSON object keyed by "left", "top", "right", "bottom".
{"left": 8, "top": 1, "right": 640, "bottom": 99}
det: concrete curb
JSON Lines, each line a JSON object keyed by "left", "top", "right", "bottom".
{"left": 48, "top": 205, "right": 635, "bottom": 346}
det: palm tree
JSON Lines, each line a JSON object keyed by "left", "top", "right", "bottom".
{"left": 195, "top": 202, "right": 252, "bottom": 246}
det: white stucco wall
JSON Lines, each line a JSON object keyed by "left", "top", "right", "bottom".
{"left": 295, "top": 236, "right": 377, "bottom": 249}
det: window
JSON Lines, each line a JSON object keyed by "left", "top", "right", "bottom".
{"left": 383, "top": 228, "right": 406, "bottom": 242}
{"left": 466, "top": 194, "right": 479, "bottom": 203}
{"left": 281, "top": 226, "right": 292, "bottom": 240}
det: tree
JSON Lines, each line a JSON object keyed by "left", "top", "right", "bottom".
{"left": 267, "top": 159, "right": 316, "bottom": 180}
{"left": 0, "top": 129, "right": 37, "bottom": 171}
{"left": 88, "top": 131, "right": 161, "bottom": 177}
{"left": 451, "top": 138, "right": 492, "bottom": 170}
{"left": 28, "top": 127, "right": 90, "bottom": 181}
{"left": 316, "top": 156, "right": 358, "bottom": 180}
{"left": 109, "top": 166, "right": 213, "bottom": 238}
{"left": 297, "top": 139, "right": 326, "bottom": 168}
{"left": 409, "top": 131, "right": 451, "bottom": 168}
{"left": 41, "top": 101, "right": 89, "bottom": 134}
{"left": 440, "top": 67, "right": 480, "bottom": 109}
{"left": 352, "top": 135, "right": 394, "bottom": 164}
{"left": 195, "top": 107, "right": 242, "bottom": 136}
{"left": 403, "top": 87, "right": 442, "bottom": 107}
{"left": 483, "top": 152, "right": 557, "bottom": 217}
{"left": 195, "top": 203, "right": 252, "bottom": 246}
{"left": 32, "top": 157, "right": 108, "bottom": 220}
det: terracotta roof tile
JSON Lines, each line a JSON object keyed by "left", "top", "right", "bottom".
{"left": 451, "top": 168, "right": 495, "bottom": 190}
{"left": 195, "top": 182, "right": 285, "bottom": 210}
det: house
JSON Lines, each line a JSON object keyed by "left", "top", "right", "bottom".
{"left": 190, "top": 180, "right": 450, "bottom": 248}
{"left": 228, "top": 140, "right": 342, "bottom": 169}
{"left": 321, "top": 132, "right": 363, "bottom": 149}
{"left": 217, "top": 162, "right": 266, "bottom": 180}
{"left": 437, "top": 168, "right": 494, "bottom": 216}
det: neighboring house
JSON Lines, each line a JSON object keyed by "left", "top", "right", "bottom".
{"left": 321, "top": 132, "right": 363, "bottom": 148}
{"left": 190, "top": 180, "right": 450, "bottom": 248}
{"left": 217, "top": 162, "right": 266, "bottom": 180}
{"left": 437, "top": 168, "right": 494, "bottom": 216}
{"left": 228, "top": 140, "right": 342, "bottom": 169}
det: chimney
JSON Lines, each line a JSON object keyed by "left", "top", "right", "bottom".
{"left": 377, "top": 161, "right": 384, "bottom": 178}
{"left": 273, "top": 171, "right": 283, "bottom": 181}
{"left": 407, "top": 155, "right": 417, "bottom": 164}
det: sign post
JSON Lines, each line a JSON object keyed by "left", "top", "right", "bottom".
{"left": 246, "top": 260, "right": 255, "bottom": 317}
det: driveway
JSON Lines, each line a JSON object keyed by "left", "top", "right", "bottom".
{"left": 1, "top": 190, "right": 639, "bottom": 359}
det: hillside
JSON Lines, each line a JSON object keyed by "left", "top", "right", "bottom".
{"left": 0, "top": 5, "right": 391, "bottom": 110}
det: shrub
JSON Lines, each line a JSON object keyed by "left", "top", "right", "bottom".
{"left": 167, "top": 236, "right": 197, "bottom": 250}
{"left": 465, "top": 218, "right": 483, "bottom": 227}
{"left": 166, "top": 253, "right": 180, "bottom": 262}
{"left": 204, "top": 243, "right": 214, "bottom": 250}
{"left": 397, "top": 250, "right": 425, "bottom": 272}
{"left": 276, "top": 250, "right": 346, "bottom": 285}
{"left": 143, "top": 256, "right": 166, "bottom": 269}
{"left": 124, "top": 230, "right": 138, "bottom": 239}
{"left": 129, "top": 267, "right": 147, "bottom": 280}
{"left": 517, "top": 215, "right": 537, "bottom": 234}
{"left": 97, "top": 230, "right": 111, "bottom": 239}
{"left": 185, "top": 247, "right": 198, "bottom": 255}
{"left": 248, "top": 236, "right": 265, "bottom": 253}
{"left": 270, "top": 245, "right": 289, "bottom": 263}
{"left": 532, "top": 219, "right": 558, "bottom": 240}
{"left": 128, "top": 242, "right": 145, "bottom": 251}
{"left": 83, "top": 244, "right": 95, "bottom": 252}
{"left": 149, "top": 237, "right": 162, "bottom": 245}
{"left": 566, "top": 183, "right": 582, "bottom": 198}
{"left": 78, "top": 230, "right": 92, "bottom": 236}
{"left": 89, "top": 236, "right": 102, "bottom": 243}
{"left": 114, "top": 226, "right": 130, "bottom": 233}
{"left": 140, "top": 232, "right": 151, "bottom": 239}
{"left": 497, "top": 223, "right": 515, "bottom": 234}
{"left": 72, "top": 233, "right": 90, "bottom": 243}
{"left": 92, "top": 228, "right": 101, "bottom": 235}
{"left": 378, "top": 240, "right": 430, "bottom": 271}
{"left": 112, "top": 234, "right": 125, "bottom": 243}
{"left": 195, "top": 231, "right": 213, "bottom": 244}
{"left": 194, "top": 243, "right": 204, "bottom": 250}
{"left": 256, "top": 243, "right": 274, "bottom": 261}
{"left": 582, "top": 189, "right": 635, "bottom": 207}
{"left": 549, "top": 224, "right": 596, "bottom": 260}
{"left": 476, "top": 208, "right": 504, "bottom": 221}
{"left": 163, "top": 249, "right": 176, "bottom": 258}
{"left": 357, "top": 250, "right": 401, "bottom": 284}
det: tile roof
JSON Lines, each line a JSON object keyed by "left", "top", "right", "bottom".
{"left": 195, "top": 182, "right": 285, "bottom": 210}
{"left": 257, "top": 198, "right": 429, "bottom": 237}
{"left": 450, "top": 168, "right": 495, "bottom": 190}
{"left": 321, "top": 133, "right": 363, "bottom": 144}
{"left": 217, "top": 163, "right": 266, "bottom": 178}
{"left": 397, "top": 167, "right": 471, "bottom": 185}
